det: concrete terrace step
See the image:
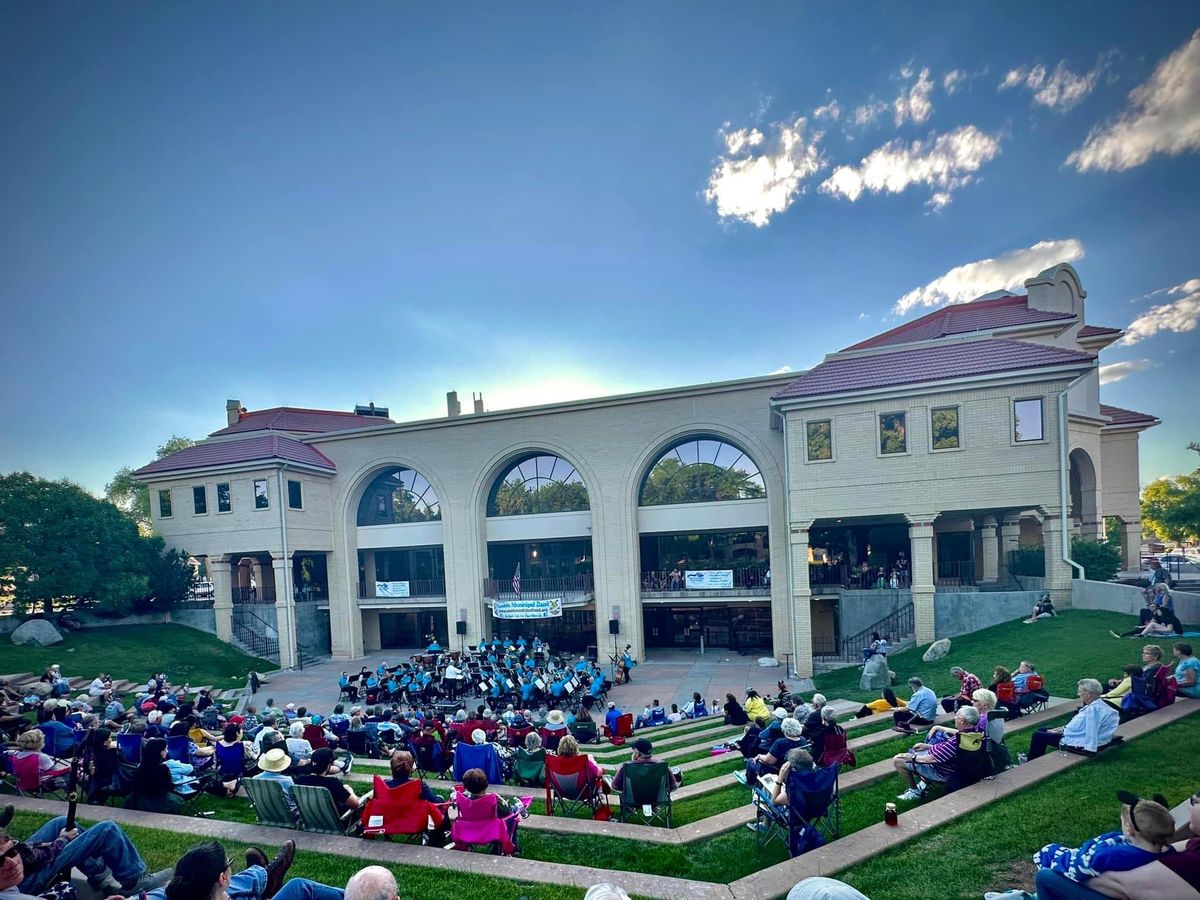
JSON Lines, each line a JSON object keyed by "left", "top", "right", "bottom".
{"left": 14, "top": 699, "right": 1195, "bottom": 900}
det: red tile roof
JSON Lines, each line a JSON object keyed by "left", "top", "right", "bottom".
{"left": 843, "top": 294, "right": 1077, "bottom": 351}
{"left": 134, "top": 434, "right": 337, "bottom": 477}
{"left": 772, "top": 339, "right": 1095, "bottom": 401}
{"left": 210, "top": 406, "right": 394, "bottom": 437}
{"left": 1077, "top": 325, "right": 1123, "bottom": 338}
{"left": 1100, "top": 404, "right": 1160, "bottom": 427}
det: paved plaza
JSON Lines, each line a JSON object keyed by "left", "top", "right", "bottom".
{"left": 254, "top": 647, "right": 802, "bottom": 720}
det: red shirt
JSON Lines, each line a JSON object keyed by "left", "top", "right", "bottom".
{"left": 1159, "top": 836, "right": 1200, "bottom": 889}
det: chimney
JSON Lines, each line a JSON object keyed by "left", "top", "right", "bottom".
{"left": 446, "top": 391, "right": 461, "bottom": 418}
{"left": 226, "top": 399, "right": 243, "bottom": 426}
{"left": 473, "top": 392, "right": 484, "bottom": 414}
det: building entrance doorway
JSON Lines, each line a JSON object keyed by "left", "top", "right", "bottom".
{"left": 379, "top": 610, "right": 448, "bottom": 648}
{"left": 642, "top": 604, "right": 770, "bottom": 652}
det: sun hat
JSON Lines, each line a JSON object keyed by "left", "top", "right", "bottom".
{"left": 547, "top": 710, "right": 566, "bottom": 725}
{"left": 258, "top": 748, "right": 291, "bottom": 772}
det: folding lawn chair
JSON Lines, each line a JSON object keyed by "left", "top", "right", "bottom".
{"left": 359, "top": 775, "right": 447, "bottom": 843}
{"left": 604, "top": 713, "right": 633, "bottom": 743}
{"left": 545, "top": 753, "right": 609, "bottom": 818}
{"left": 538, "top": 727, "right": 565, "bottom": 752}
{"left": 512, "top": 747, "right": 546, "bottom": 787}
{"left": 749, "top": 778, "right": 790, "bottom": 849}
{"left": 7, "top": 753, "right": 68, "bottom": 800}
{"left": 450, "top": 788, "right": 529, "bottom": 855}
{"left": 784, "top": 763, "right": 841, "bottom": 856}
{"left": 411, "top": 736, "right": 452, "bottom": 780}
{"left": 617, "top": 761, "right": 672, "bottom": 827}
{"left": 116, "top": 733, "right": 143, "bottom": 764}
{"left": 452, "top": 741, "right": 503, "bottom": 785}
{"left": 817, "top": 728, "right": 857, "bottom": 768}
{"left": 570, "top": 719, "right": 599, "bottom": 745}
{"left": 292, "top": 783, "right": 358, "bottom": 835}
{"left": 243, "top": 777, "right": 299, "bottom": 828}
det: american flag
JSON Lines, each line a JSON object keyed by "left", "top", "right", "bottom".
{"left": 512, "top": 563, "right": 521, "bottom": 596}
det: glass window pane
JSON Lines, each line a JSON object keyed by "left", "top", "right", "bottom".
{"left": 879, "top": 412, "right": 907, "bottom": 455}
{"left": 640, "top": 437, "right": 764, "bottom": 505}
{"left": 254, "top": 479, "right": 270, "bottom": 509}
{"left": 217, "top": 483, "right": 231, "bottom": 512}
{"left": 1014, "top": 399, "right": 1044, "bottom": 442}
{"left": 158, "top": 489, "right": 172, "bottom": 517}
{"left": 193, "top": 486, "right": 207, "bottom": 515}
{"left": 931, "top": 407, "right": 960, "bottom": 450}
{"left": 288, "top": 480, "right": 303, "bottom": 509}
{"left": 806, "top": 420, "right": 833, "bottom": 461}
{"left": 487, "top": 454, "right": 590, "bottom": 516}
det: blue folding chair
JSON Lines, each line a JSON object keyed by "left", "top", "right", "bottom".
{"left": 116, "top": 733, "right": 143, "bottom": 764}
{"left": 166, "top": 734, "right": 191, "bottom": 763}
{"left": 785, "top": 764, "right": 841, "bottom": 857}
{"left": 452, "top": 741, "right": 503, "bottom": 785}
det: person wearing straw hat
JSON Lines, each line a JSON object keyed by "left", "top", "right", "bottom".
{"left": 251, "top": 748, "right": 298, "bottom": 816}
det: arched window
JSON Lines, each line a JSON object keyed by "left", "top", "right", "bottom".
{"left": 487, "top": 453, "right": 589, "bottom": 517}
{"left": 357, "top": 467, "right": 441, "bottom": 526}
{"left": 639, "top": 437, "right": 764, "bottom": 506}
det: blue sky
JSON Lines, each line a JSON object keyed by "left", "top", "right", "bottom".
{"left": 2, "top": 3, "right": 1198, "bottom": 495}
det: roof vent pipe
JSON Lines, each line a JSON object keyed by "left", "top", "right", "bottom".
{"left": 446, "top": 391, "right": 461, "bottom": 418}
{"left": 473, "top": 393, "right": 484, "bottom": 414}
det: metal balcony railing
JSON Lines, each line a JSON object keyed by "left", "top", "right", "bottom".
{"left": 482, "top": 574, "right": 594, "bottom": 600}
{"left": 935, "top": 560, "right": 976, "bottom": 587}
{"left": 358, "top": 578, "right": 447, "bottom": 600}
{"left": 639, "top": 566, "right": 770, "bottom": 592}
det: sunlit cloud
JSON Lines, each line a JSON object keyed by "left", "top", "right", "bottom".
{"left": 1099, "top": 359, "right": 1154, "bottom": 384}
{"left": 1121, "top": 277, "right": 1200, "bottom": 344}
{"left": 705, "top": 117, "right": 825, "bottom": 226}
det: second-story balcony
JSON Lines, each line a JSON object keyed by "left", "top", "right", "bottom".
{"left": 640, "top": 566, "right": 771, "bottom": 599}
{"left": 358, "top": 578, "right": 447, "bottom": 604}
{"left": 482, "top": 574, "right": 594, "bottom": 605}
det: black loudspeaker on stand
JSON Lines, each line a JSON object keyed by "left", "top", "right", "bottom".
{"left": 608, "top": 619, "right": 620, "bottom": 635}
{"left": 455, "top": 620, "right": 467, "bottom": 635}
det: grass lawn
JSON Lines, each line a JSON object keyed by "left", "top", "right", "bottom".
{"left": 811, "top": 609, "right": 1179, "bottom": 704}
{"left": 0, "top": 624, "right": 276, "bottom": 690}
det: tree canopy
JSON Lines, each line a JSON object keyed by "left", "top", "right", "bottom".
{"left": 0, "top": 472, "right": 194, "bottom": 615}
{"left": 640, "top": 457, "right": 765, "bottom": 506}
{"left": 491, "top": 478, "right": 589, "bottom": 516}
{"left": 1142, "top": 468, "right": 1200, "bottom": 544}
{"left": 105, "top": 435, "right": 195, "bottom": 533}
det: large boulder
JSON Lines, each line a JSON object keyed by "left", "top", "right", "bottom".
{"left": 11, "top": 619, "right": 63, "bottom": 647}
{"left": 756, "top": 657, "right": 780, "bottom": 668}
{"left": 860, "top": 653, "right": 891, "bottom": 691}
{"left": 922, "top": 638, "right": 952, "bottom": 663}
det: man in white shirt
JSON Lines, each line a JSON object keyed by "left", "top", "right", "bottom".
{"left": 443, "top": 662, "right": 463, "bottom": 700}
{"left": 1025, "top": 678, "right": 1118, "bottom": 760}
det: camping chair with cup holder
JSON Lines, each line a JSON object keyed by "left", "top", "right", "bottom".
{"left": 616, "top": 760, "right": 672, "bottom": 827}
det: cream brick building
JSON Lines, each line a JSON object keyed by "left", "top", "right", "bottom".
{"left": 136, "top": 263, "right": 1158, "bottom": 675}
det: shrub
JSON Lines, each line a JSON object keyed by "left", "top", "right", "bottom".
{"left": 1071, "top": 537, "right": 1122, "bottom": 582}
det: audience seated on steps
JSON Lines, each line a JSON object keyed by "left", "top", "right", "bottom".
{"left": 745, "top": 717, "right": 807, "bottom": 786}
{"left": 634, "top": 700, "right": 667, "bottom": 728}
{"left": 892, "top": 705, "right": 980, "bottom": 801}
{"left": 252, "top": 748, "right": 300, "bottom": 816}
{"left": 723, "top": 692, "right": 750, "bottom": 726}
{"left": 1026, "top": 679, "right": 1119, "bottom": 761}
{"left": 295, "top": 747, "right": 361, "bottom": 816}
{"left": 892, "top": 677, "right": 938, "bottom": 733}
{"left": 612, "top": 738, "right": 680, "bottom": 795}
{"left": 10, "top": 730, "right": 69, "bottom": 785}
{"left": 940, "top": 667, "right": 983, "bottom": 713}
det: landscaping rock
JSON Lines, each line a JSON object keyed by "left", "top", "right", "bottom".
{"left": 922, "top": 638, "right": 951, "bottom": 662}
{"left": 860, "top": 653, "right": 891, "bottom": 691}
{"left": 756, "top": 657, "right": 780, "bottom": 668}
{"left": 11, "top": 619, "right": 63, "bottom": 647}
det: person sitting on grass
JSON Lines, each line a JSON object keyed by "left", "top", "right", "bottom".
{"left": 893, "top": 677, "right": 938, "bottom": 733}
{"left": 723, "top": 693, "right": 750, "bottom": 726}
{"left": 151, "top": 839, "right": 337, "bottom": 900}
{"left": 731, "top": 716, "right": 767, "bottom": 758}
{"left": 891, "top": 705, "right": 979, "bottom": 801}
{"left": 940, "top": 667, "right": 982, "bottom": 713}
{"left": 744, "top": 690, "right": 771, "bottom": 725}
{"left": 1113, "top": 603, "right": 1182, "bottom": 639}
{"left": 1024, "top": 592, "right": 1057, "bottom": 624}
{"left": 1036, "top": 791, "right": 1176, "bottom": 885}
{"left": 855, "top": 688, "right": 905, "bottom": 719}
{"left": 1173, "top": 642, "right": 1200, "bottom": 699}
{"left": 1024, "top": 678, "right": 1118, "bottom": 761}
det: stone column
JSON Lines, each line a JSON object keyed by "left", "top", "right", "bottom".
{"left": 978, "top": 516, "right": 999, "bottom": 583}
{"left": 361, "top": 609, "right": 382, "bottom": 652}
{"left": 1120, "top": 520, "right": 1142, "bottom": 572}
{"left": 1042, "top": 512, "right": 1074, "bottom": 607}
{"left": 908, "top": 514, "right": 938, "bottom": 645}
{"left": 207, "top": 556, "right": 234, "bottom": 643}
{"left": 999, "top": 515, "right": 1023, "bottom": 578}
{"left": 272, "top": 555, "right": 297, "bottom": 668}
{"left": 789, "top": 522, "right": 813, "bottom": 677}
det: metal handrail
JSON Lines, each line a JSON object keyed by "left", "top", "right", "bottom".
{"left": 482, "top": 574, "right": 594, "bottom": 599}
{"left": 815, "top": 601, "right": 915, "bottom": 662}
{"left": 639, "top": 566, "right": 770, "bottom": 591}
{"left": 357, "top": 578, "right": 447, "bottom": 599}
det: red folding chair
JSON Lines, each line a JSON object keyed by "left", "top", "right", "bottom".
{"left": 995, "top": 682, "right": 1017, "bottom": 705}
{"left": 544, "top": 753, "right": 609, "bottom": 819}
{"left": 604, "top": 713, "right": 633, "bottom": 744}
{"left": 817, "top": 727, "right": 856, "bottom": 768}
{"left": 359, "top": 775, "right": 447, "bottom": 843}
{"left": 302, "top": 724, "right": 330, "bottom": 750}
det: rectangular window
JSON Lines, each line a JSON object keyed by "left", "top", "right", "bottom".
{"left": 931, "top": 406, "right": 960, "bottom": 450}
{"left": 288, "top": 479, "right": 303, "bottom": 510}
{"left": 216, "top": 482, "right": 231, "bottom": 513}
{"left": 254, "top": 479, "right": 270, "bottom": 510}
{"left": 879, "top": 412, "right": 907, "bottom": 455}
{"left": 192, "top": 485, "right": 207, "bottom": 515}
{"left": 158, "top": 489, "right": 172, "bottom": 518}
{"left": 806, "top": 420, "right": 833, "bottom": 461}
{"left": 1014, "top": 398, "right": 1044, "bottom": 442}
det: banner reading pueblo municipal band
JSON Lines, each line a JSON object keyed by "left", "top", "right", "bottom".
{"left": 375, "top": 581, "right": 411, "bottom": 597}
{"left": 685, "top": 569, "right": 734, "bottom": 589}
{"left": 493, "top": 597, "right": 564, "bottom": 619}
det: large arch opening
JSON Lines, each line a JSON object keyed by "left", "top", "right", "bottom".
{"left": 1069, "top": 448, "right": 1100, "bottom": 539}
{"left": 637, "top": 435, "right": 771, "bottom": 652}
{"left": 484, "top": 452, "right": 594, "bottom": 650}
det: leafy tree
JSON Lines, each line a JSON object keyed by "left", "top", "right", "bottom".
{"left": 491, "top": 478, "right": 589, "bottom": 515}
{"left": 806, "top": 421, "right": 832, "bottom": 460}
{"left": 0, "top": 472, "right": 193, "bottom": 616}
{"left": 105, "top": 435, "right": 195, "bottom": 532}
{"left": 1142, "top": 469, "right": 1200, "bottom": 545}
{"left": 640, "top": 458, "right": 765, "bottom": 505}
{"left": 1009, "top": 542, "right": 1045, "bottom": 577}
{"left": 931, "top": 408, "right": 960, "bottom": 450}
{"left": 879, "top": 413, "right": 907, "bottom": 455}
{"left": 1071, "top": 536, "right": 1122, "bottom": 582}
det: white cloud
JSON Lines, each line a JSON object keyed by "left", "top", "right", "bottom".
{"left": 769, "top": 365, "right": 793, "bottom": 375}
{"left": 892, "top": 238, "right": 1086, "bottom": 315}
{"left": 857, "top": 312, "right": 869, "bottom": 320}
{"left": 1000, "top": 59, "right": 1105, "bottom": 111}
{"left": 1069, "top": 30, "right": 1200, "bottom": 170}
{"left": 819, "top": 125, "right": 1001, "bottom": 209}
{"left": 1099, "top": 359, "right": 1154, "bottom": 384}
{"left": 813, "top": 99, "right": 841, "bottom": 120}
{"left": 894, "top": 67, "right": 935, "bottom": 125}
{"left": 1121, "top": 277, "right": 1200, "bottom": 344}
{"left": 705, "top": 117, "right": 825, "bottom": 227}
{"left": 852, "top": 99, "right": 889, "bottom": 127}
{"left": 943, "top": 69, "right": 967, "bottom": 94}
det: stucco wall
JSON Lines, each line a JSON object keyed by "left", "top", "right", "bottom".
{"left": 169, "top": 607, "right": 218, "bottom": 634}
{"left": 838, "top": 589, "right": 912, "bottom": 639}
{"left": 934, "top": 591, "right": 1042, "bottom": 639}
{"left": 295, "top": 603, "right": 331, "bottom": 656}
{"left": 1100, "top": 431, "right": 1142, "bottom": 523}
{"left": 1071, "top": 579, "right": 1200, "bottom": 626}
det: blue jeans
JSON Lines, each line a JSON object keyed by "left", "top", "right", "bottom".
{"left": 148, "top": 867, "right": 344, "bottom": 900}
{"left": 1035, "top": 868, "right": 1110, "bottom": 899}
{"left": 21, "top": 816, "right": 146, "bottom": 894}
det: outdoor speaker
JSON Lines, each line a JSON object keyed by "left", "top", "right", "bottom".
{"left": 455, "top": 620, "right": 467, "bottom": 635}
{"left": 608, "top": 618, "right": 620, "bottom": 635}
